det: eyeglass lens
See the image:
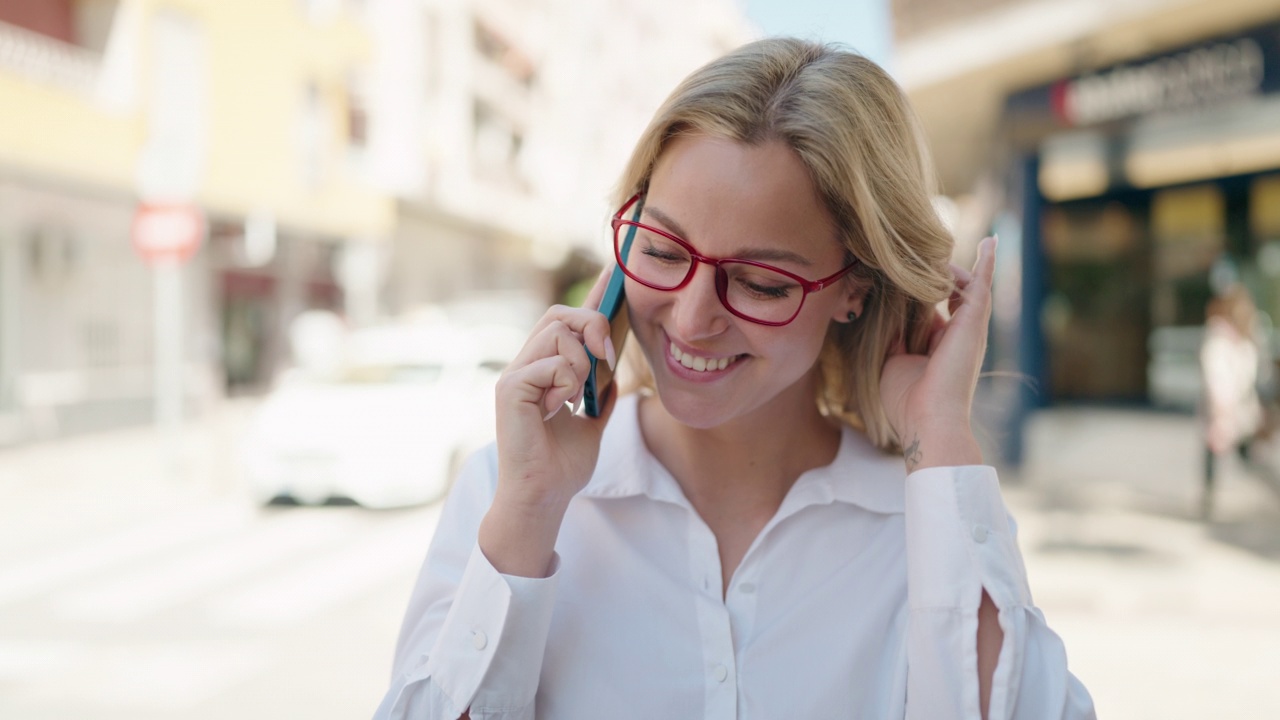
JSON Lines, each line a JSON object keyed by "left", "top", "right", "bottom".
{"left": 617, "top": 223, "right": 805, "bottom": 324}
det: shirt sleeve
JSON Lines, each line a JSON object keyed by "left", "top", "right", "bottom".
{"left": 373, "top": 446, "right": 560, "bottom": 720}
{"left": 904, "top": 465, "right": 1096, "bottom": 720}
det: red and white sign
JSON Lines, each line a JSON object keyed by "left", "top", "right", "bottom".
{"left": 132, "top": 204, "right": 204, "bottom": 263}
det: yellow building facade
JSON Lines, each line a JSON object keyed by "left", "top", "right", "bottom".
{"left": 0, "top": 0, "right": 392, "bottom": 444}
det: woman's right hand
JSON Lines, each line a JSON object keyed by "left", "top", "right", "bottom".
{"left": 479, "top": 267, "right": 619, "bottom": 577}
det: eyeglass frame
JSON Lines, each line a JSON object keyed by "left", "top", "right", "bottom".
{"left": 610, "top": 193, "right": 860, "bottom": 327}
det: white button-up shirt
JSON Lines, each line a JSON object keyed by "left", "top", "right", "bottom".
{"left": 375, "top": 394, "right": 1095, "bottom": 719}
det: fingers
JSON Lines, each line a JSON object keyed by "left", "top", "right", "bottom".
{"left": 525, "top": 304, "right": 614, "bottom": 371}
{"left": 580, "top": 264, "right": 621, "bottom": 366}
{"left": 504, "top": 301, "right": 616, "bottom": 423}
{"left": 582, "top": 264, "right": 615, "bottom": 312}
{"left": 924, "top": 237, "right": 997, "bottom": 358}
{"left": 948, "top": 236, "right": 996, "bottom": 319}
{"left": 971, "top": 235, "right": 997, "bottom": 290}
{"left": 505, "top": 355, "right": 582, "bottom": 419}
{"left": 926, "top": 310, "right": 948, "bottom": 355}
{"left": 512, "top": 319, "right": 594, "bottom": 393}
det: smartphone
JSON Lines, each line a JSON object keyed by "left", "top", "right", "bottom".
{"left": 582, "top": 264, "right": 629, "bottom": 417}
{"left": 583, "top": 200, "right": 642, "bottom": 417}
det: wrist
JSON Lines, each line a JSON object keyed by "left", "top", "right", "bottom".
{"left": 900, "top": 418, "right": 982, "bottom": 472}
{"left": 479, "top": 492, "right": 569, "bottom": 578}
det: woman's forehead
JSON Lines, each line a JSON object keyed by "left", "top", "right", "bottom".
{"left": 645, "top": 135, "right": 841, "bottom": 260}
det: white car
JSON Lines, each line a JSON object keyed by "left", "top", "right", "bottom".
{"left": 242, "top": 322, "right": 518, "bottom": 509}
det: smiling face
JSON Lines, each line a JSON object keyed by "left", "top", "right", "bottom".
{"left": 627, "top": 134, "right": 864, "bottom": 430}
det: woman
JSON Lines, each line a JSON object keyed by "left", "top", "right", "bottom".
{"left": 375, "top": 38, "right": 1095, "bottom": 719}
{"left": 1200, "top": 284, "right": 1264, "bottom": 520}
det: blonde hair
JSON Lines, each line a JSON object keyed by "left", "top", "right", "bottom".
{"left": 615, "top": 38, "right": 954, "bottom": 451}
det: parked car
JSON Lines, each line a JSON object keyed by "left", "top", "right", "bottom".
{"left": 242, "top": 321, "right": 520, "bottom": 509}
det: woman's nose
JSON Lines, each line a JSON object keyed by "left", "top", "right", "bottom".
{"left": 671, "top": 262, "right": 730, "bottom": 339}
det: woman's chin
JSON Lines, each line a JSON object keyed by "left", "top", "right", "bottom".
{"left": 650, "top": 382, "right": 744, "bottom": 430}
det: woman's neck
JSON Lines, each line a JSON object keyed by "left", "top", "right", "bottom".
{"left": 637, "top": 376, "right": 843, "bottom": 517}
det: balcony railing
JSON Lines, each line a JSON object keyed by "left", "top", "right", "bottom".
{"left": 0, "top": 20, "right": 102, "bottom": 95}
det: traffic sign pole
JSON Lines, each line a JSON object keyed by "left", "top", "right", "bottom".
{"left": 132, "top": 204, "right": 203, "bottom": 483}
{"left": 153, "top": 256, "right": 183, "bottom": 482}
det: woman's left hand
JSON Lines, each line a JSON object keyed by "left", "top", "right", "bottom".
{"left": 879, "top": 235, "right": 997, "bottom": 471}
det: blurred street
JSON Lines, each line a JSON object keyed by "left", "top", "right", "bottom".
{"left": 0, "top": 402, "right": 1278, "bottom": 718}
{"left": 0, "top": 399, "right": 436, "bottom": 720}
{"left": 1012, "top": 410, "right": 1280, "bottom": 719}
{"left": 3, "top": 0, "right": 1280, "bottom": 717}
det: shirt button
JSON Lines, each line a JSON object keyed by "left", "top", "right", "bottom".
{"left": 971, "top": 524, "right": 989, "bottom": 544}
{"left": 713, "top": 664, "right": 729, "bottom": 682}
{"left": 738, "top": 582, "right": 756, "bottom": 594}
{"left": 471, "top": 630, "right": 488, "bottom": 650}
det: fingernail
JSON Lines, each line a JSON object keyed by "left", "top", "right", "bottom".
{"left": 571, "top": 395, "right": 582, "bottom": 416}
{"left": 605, "top": 337, "right": 617, "bottom": 371}
{"left": 544, "top": 405, "right": 561, "bottom": 422}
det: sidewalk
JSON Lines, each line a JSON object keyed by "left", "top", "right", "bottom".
{"left": 0, "top": 399, "right": 262, "bottom": 555}
{"left": 1003, "top": 408, "right": 1280, "bottom": 719}
{"left": 3, "top": 402, "right": 1280, "bottom": 718}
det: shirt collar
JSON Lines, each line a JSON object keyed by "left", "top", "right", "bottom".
{"left": 580, "top": 393, "right": 906, "bottom": 515}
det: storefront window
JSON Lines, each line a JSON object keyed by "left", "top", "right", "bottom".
{"left": 1042, "top": 199, "right": 1149, "bottom": 401}
{"left": 1249, "top": 173, "right": 1280, "bottom": 351}
{"left": 1148, "top": 184, "right": 1226, "bottom": 408}
{"left": 1151, "top": 184, "right": 1225, "bottom": 326}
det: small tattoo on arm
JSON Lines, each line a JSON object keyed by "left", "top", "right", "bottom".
{"left": 904, "top": 436, "right": 922, "bottom": 471}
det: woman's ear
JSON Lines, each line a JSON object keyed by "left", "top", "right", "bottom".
{"left": 832, "top": 282, "right": 870, "bottom": 323}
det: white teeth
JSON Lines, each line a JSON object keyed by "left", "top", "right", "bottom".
{"left": 668, "top": 341, "right": 736, "bottom": 373}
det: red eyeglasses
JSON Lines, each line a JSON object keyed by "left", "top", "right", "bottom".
{"left": 611, "top": 194, "right": 859, "bottom": 326}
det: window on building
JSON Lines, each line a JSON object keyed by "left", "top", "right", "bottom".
{"left": 1249, "top": 173, "right": 1280, "bottom": 334}
{"left": 297, "top": 82, "right": 330, "bottom": 187}
{"left": 346, "top": 71, "right": 369, "bottom": 151}
{"left": 1042, "top": 199, "right": 1150, "bottom": 402}
{"left": 72, "top": 0, "right": 117, "bottom": 53}
{"left": 473, "top": 98, "right": 525, "bottom": 186}
{"left": 0, "top": 0, "right": 76, "bottom": 43}
{"left": 473, "top": 18, "right": 535, "bottom": 88}
{"left": 1151, "top": 183, "right": 1225, "bottom": 327}
{"left": 1252, "top": 174, "right": 1280, "bottom": 243}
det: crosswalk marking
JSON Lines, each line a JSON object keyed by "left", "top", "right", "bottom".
{"left": 0, "top": 504, "right": 252, "bottom": 607}
{"left": 9, "top": 640, "right": 275, "bottom": 712}
{"left": 51, "top": 510, "right": 365, "bottom": 623}
{"left": 206, "top": 504, "right": 442, "bottom": 627}
{"left": 2, "top": 503, "right": 443, "bottom": 714}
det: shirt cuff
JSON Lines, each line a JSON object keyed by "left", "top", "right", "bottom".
{"left": 905, "top": 465, "right": 1032, "bottom": 612}
{"left": 424, "top": 542, "right": 560, "bottom": 714}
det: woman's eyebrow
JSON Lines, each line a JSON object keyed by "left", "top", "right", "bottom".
{"left": 643, "top": 205, "right": 814, "bottom": 266}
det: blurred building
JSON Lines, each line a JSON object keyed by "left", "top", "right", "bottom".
{"left": 894, "top": 0, "right": 1280, "bottom": 461}
{"left": 358, "top": 0, "right": 754, "bottom": 316}
{"left": 0, "top": 0, "right": 392, "bottom": 444}
{"left": 0, "top": 0, "right": 754, "bottom": 446}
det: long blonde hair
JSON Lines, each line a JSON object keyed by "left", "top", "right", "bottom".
{"left": 615, "top": 38, "right": 954, "bottom": 451}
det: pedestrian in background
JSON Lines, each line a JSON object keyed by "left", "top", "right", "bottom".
{"left": 376, "top": 38, "right": 1095, "bottom": 719}
{"left": 1200, "top": 283, "right": 1265, "bottom": 520}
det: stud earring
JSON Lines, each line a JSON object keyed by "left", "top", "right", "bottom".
{"left": 847, "top": 311, "right": 859, "bottom": 322}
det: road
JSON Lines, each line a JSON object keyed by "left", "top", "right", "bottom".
{"left": 1, "top": 401, "right": 1279, "bottom": 718}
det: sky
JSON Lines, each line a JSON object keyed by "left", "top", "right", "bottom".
{"left": 742, "top": 0, "right": 894, "bottom": 69}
